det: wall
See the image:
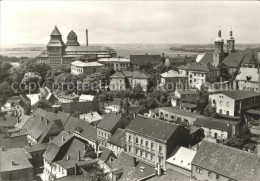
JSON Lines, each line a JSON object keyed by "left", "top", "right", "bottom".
{"left": 209, "top": 94, "right": 235, "bottom": 117}
{"left": 110, "top": 78, "right": 126, "bottom": 91}
{"left": 131, "top": 78, "right": 148, "bottom": 91}
{"left": 191, "top": 165, "right": 233, "bottom": 181}
{"left": 201, "top": 127, "right": 228, "bottom": 141}
{"left": 1, "top": 168, "right": 34, "bottom": 181}
{"left": 166, "top": 163, "right": 191, "bottom": 177}
{"left": 125, "top": 130, "right": 167, "bottom": 169}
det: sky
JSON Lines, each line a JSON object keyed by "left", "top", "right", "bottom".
{"left": 0, "top": 1, "right": 260, "bottom": 46}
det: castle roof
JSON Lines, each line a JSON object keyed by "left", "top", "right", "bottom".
{"left": 51, "top": 26, "right": 62, "bottom": 36}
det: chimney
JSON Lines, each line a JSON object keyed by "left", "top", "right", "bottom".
{"left": 67, "top": 155, "right": 70, "bottom": 160}
{"left": 46, "top": 119, "right": 49, "bottom": 125}
{"left": 62, "top": 136, "right": 65, "bottom": 142}
{"left": 86, "top": 29, "right": 88, "bottom": 46}
{"left": 162, "top": 53, "right": 164, "bottom": 58}
{"left": 40, "top": 116, "right": 43, "bottom": 121}
{"left": 78, "top": 151, "right": 81, "bottom": 161}
{"left": 75, "top": 164, "right": 78, "bottom": 175}
{"left": 132, "top": 157, "right": 137, "bottom": 167}
{"left": 157, "top": 164, "right": 162, "bottom": 176}
{"left": 11, "top": 160, "right": 15, "bottom": 165}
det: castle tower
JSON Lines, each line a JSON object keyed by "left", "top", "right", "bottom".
{"left": 227, "top": 30, "right": 235, "bottom": 53}
{"left": 66, "top": 30, "right": 80, "bottom": 46}
{"left": 212, "top": 29, "right": 224, "bottom": 68}
{"left": 46, "top": 26, "right": 66, "bottom": 68}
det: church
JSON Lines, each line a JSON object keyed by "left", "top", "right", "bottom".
{"left": 199, "top": 29, "right": 258, "bottom": 74}
{"left": 37, "top": 26, "right": 117, "bottom": 68}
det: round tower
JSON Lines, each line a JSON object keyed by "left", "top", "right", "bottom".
{"left": 227, "top": 30, "right": 235, "bottom": 53}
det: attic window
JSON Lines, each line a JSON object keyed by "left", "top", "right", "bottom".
{"left": 246, "top": 75, "right": 252, "bottom": 81}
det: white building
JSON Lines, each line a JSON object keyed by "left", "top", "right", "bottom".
{"left": 98, "top": 57, "right": 130, "bottom": 71}
{"left": 71, "top": 61, "right": 104, "bottom": 75}
{"left": 236, "top": 67, "right": 259, "bottom": 92}
{"left": 209, "top": 91, "right": 260, "bottom": 117}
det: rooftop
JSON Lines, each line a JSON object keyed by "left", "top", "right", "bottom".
{"left": 108, "top": 128, "right": 126, "bottom": 148}
{"left": 130, "top": 54, "right": 161, "bottom": 65}
{"left": 66, "top": 45, "right": 111, "bottom": 52}
{"left": 51, "top": 26, "right": 62, "bottom": 36}
{"left": 178, "top": 62, "right": 210, "bottom": 72}
{"left": 71, "top": 61, "right": 104, "bottom": 67}
{"left": 217, "top": 91, "right": 260, "bottom": 101}
{"left": 166, "top": 146, "right": 196, "bottom": 171}
{"left": 194, "top": 118, "right": 231, "bottom": 131}
{"left": 236, "top": 67, "right": 259, "bottom": 82}
{"left": 98, "top": 113, "right": 130, "bottom": 132}
{"left": 161, "top": 70, "right": 188, "bottom": 78}
{"left": 0, "top": 147, "right": 33, "bottom": 172}
{"left": 79, "top": 112, "right": 102, "bottom": 124}
{"left": 222, "top": 53, "right": 245, "bottom": 68}
{"left": 98, "top": 57, "right": 130, "bottom": 63}
{"left": 192, "top": 140, "right": 260, "bottom": 180}
{"left": 126, "top": 116, "right": 180, "bottom": 142}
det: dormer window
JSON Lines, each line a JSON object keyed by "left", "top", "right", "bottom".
{"left": 246, "top": 75, "right": 252, "bottom": 81}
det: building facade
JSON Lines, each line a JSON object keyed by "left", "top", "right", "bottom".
{"left": 37, "top": 26, "right": 116, "bottom": 68}
{"left": 71, "top": 61, "right": 104, "bottom": 75}
{"left": 98, "top": 58, "right": 130, "bottom": 71}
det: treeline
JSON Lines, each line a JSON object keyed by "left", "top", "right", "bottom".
{"left": 0, "top": 55, "right": 29, "bottom": 63}
{"left": 170, "top": 47, "right": 214, "bottom": 53}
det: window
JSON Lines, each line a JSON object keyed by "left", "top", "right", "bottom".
{"left": 140, "top": 139, "right": 143, "bottom": 146}
{"left": 226, "top": 111, "right": 229, "bottom": 116}
{"left": 171, "top": 115, "right": 174, "bottom": 119}
{"left": 128, "top": 135, "right": 131, "bottom": 142}
{"left": 151, "top": 154, "right": 154, "bottom": 161}
{"left": 151, "top": 142, "right": 154, "bottom": 150}
{"left": 159, "top": 145, "right": 162, "bottom": 153}
{"left": 216, "top": 174, "right": 220, "bottom": 180}
{"left": 208, "top": 171, "right": 212, "bottom": 178}
{"left": 196, "top": 167, "right": 202, "bottom": 174}
{"left": 136, "top": 138, "right": 139, "bottom": 144}
{"left": 145, "top": 141, "right": 148, "bottom": 148}
{"left": 165, "top": 114, "right": 168, "bottom": 117}
{"left": 226, "top": 102, "right": 230, "bottom": 107}
{"left": 128, "top": 146, "right": 132, "bottom": 152}
{"left": 159, "top": 157, "right": 163, "bottom": 164}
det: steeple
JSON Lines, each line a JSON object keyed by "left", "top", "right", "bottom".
{"left": 51, "top": 26, "right": 62, "bottom": 36}
{"left": 227, "top": 29, "right": 235, "bottom": 53}
{"left": 212, "top": 28, "right": 225, "bottom": 68}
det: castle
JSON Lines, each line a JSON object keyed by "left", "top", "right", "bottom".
{"left": 37, "top": 26, "right": 117, "bottom": 68}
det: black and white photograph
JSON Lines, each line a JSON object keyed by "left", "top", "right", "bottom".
{"left": 0, "top": 0, "right": 260, "bottom": 180}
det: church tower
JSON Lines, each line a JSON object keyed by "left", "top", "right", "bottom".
{"left": 47, "top": 26, "right": 66, "bottom": 68}
{"left": 212, "top": 29, "right": 224, "bottom": 68}
{"left": 227, "top": 30, "right": 235, "bottom": 53}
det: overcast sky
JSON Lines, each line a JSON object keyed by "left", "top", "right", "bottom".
{"left": 0, "top": 1, "right": 259, "bottom": 46}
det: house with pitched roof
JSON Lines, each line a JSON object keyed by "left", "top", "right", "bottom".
{"left": 0, "top": 147, "right": 34, "bottom": 180}
{"left": 42, "top": 131, "right": 97, "bottom": 180}
{"left": 125, "top": 116, "right": 190, "bottom": 169}
{"left": 108, "top": 151, "right": 157, "bottom": 181}
{"left": 191, "top": 140, "right": 260, "bottom": 181}
{"left": 160, "top": 70, "right": 188, "bottom": 86}
{"left": 97, "top": 113, "right": 130, "bottom": 148}
{"left": 27, "top": 110, "right": 63, "bottom": 145}
{"left": 194, "top": 117, "right": 238, "bottom": 142}
{"left": 236, "top": 67, "right": 259, "bottom": 92}
{"left": 209, "top": 91, "right": 260, "bottom": 117}
{"left": 107, "top": 128, "right": 126, "bottom": 156}
{"left": 110, "top": 71, "right": 149, "bottom": 91}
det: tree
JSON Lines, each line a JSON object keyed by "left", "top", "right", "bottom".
{"left": 196, "top": 84, "right": 209, "bottom": 115}
{"left": 130, "top": 84, "right": 145, "bottom": 100}
{"left": 26, "top": 62, "right": 51, "bottom": 84}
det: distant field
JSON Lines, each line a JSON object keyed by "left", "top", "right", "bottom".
{"left": 0, "top": 43, "right": 259, "bottom": 58}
